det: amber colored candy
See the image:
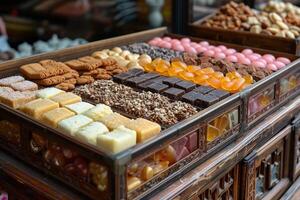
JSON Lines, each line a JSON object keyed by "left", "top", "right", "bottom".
{"left": 226, "top": 71, "right": 242, "bottom": 80}
{"left": 194, "top": 74, "right": 209, "bottom": 85}
{"left": 216, "top": 115, "right": 229, "bottom": 134}
{"left": 212, "top": 72, "right": 224, "bottom": 79}
{"left": 207, "top": 76, "right": 221, "bottom": 89}
{"left": 168, "top": 66, "right": 184, "bottom": 76}
{"left": 178, "top": 71, "right": 195, "bottom": 81}
{"left": 207, "top": 124, "right": 220, "bottom": 142}
{"left": 230, "top": 78, "right": 245, "bottom": 92}
{"left": 153, "top": 161, "right": 169, "bottom": 175}
{"left": 171, "top": 61, "right": 187, "bottom": 69}
{"left": 144, "top": 63, "right": 154, "bottom": 72}
{"left": 155, "top": 63, "right": 169, "bottom": 73}
{"left": 127, "top": 176, "right": 142, "bottom": 191}
{"left": 289, "top": 75, "right": 297, "bottom": 89}
{"left": 152, "top": 58, "right": 163, "bottom": 65}
{"left": 196, "top": 67, "right": 214, "bottom": 76}
{"left": 240, "top": 83, "right": 250, "bottom": 90}
{"left": 141, "top": 166, "right": 154, "bottom": 181}
{"left": 244, "top": 75, "right": 254, "bottom": 84}
{"left": 259, "top": 95, "right": 270, "bottom": 107}
{"left": 154, "top": 145, "right": 176, "bottom": 165}
{"left": 187, "top": 65, "right": 201, "bottom": 72}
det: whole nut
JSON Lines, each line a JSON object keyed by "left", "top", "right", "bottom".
{"left": 261, "top": 30, "right": 273, "bottom": 35}
{"left": 247, "top": 16, "right": 260, "bottom": 25}
{"left": 275, "top": 31, "right": 286, "bottom": 37}
{"left": 112, "top": 47, "right": 122, "bottom": 54}
{"left": 291, "top": 30, "right": 299, "bottom": 37}
{"left": 250, "top": 25, "right": 262, "bottom": 34}
{"left": 284, "top": 30, "right": 295, "bottom": 39}
{"left": 276, "top": 21, "right": 289, "bottom": 30}
{"left": 269, "top": 13, "right": 282, "bottom": 23}
{"left": 267, "top": 27, "right": 280, "bottom": 34}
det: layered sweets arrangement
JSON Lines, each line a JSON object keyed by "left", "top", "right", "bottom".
{"left": 200, "top": 1, "right": 300, "bottom": 39}
{"left": 7, "top": 87, "right": 161, "bottom": 154}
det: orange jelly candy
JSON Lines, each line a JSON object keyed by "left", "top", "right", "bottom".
{"left": 155, "top": 63, "right": 169, "bottom": 73}
{"left": 171, "top": 61, "right": 187, "bottom": 69}
{"left": 199, "top": 67, "right": 215, "bottom": 75}
{"left": 230, "top": 78, "right": 246, "bottom": 92}
{"left": 216, "top": 115, "right": 229, "bottom": 134}
{"left": 226, "top": 71, "right": 242, "bottom": 80}
{"left": 212, "top": 72, "right": 224, "bottom": 79}
{"left": 194, "top": 74, "right": 209, "bottom": 85}
{"left": 178, "top": 71, "right": 195, "bottom": 81}
{"left": 187, "top": 65, "right": 201, "bottom": 72}
{"left": 168, "top": 66, "right": 184, "bottom": 76}
{"left": 244, "top": 75, "right": 254, "bottom": 84}
{"left": 144, "top": 63, "right": 154, "bottom": 72}
{"left": 207, "top": 77, "right": 221, "bottom": 89}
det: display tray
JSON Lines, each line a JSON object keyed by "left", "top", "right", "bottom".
{"left": 0, "top": 27, "right": 299, "bottom": 200}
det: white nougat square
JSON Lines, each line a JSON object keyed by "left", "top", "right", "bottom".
{"left": 37, "top": 87, "right": 65, "bottom": 99}
{"left": 65, "top": 102, "right": 95, "bottom": 114}
{"left": 83, "top": 104, "right": 113, "bottom": 121}
{"left": 58, "top": 114, "right": 93, "bottom": 136}
{"left": 75, "top": 122, "right": 109, "bottom": 145}
{"left": 97, "top": 126, "right": 136, "bottom": 154}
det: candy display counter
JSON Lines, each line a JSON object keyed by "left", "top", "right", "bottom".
{"left": 0, "top": 27, "right": 299, "bottom": 199}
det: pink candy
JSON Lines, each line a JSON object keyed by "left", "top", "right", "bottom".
{"left": 181, "top": 38, "right": 191, "bottom": 43}
{"left": 252, "top": 61, "right": 266, "bottom": 68}
{"left": 196, "top": 46, "right": 207, "bottom": 53}
{"left": 173, "top": 44, "right": 185, "bottom": 51}
{"left": 224, "top": 48, "right": 236, "bottom": 55}
{"left": 213, "top": 47, "right": 222, "bottom": 53}
{"left": 218, "top": 45, "right": 227, "bottom": 51}
{"left": 239, "top": 57, "right": 251, "bottom": 65}
{"left": 215, "top": 52, "right": 226, "bottom": 59}
{"left": 277, "top": 57, "right": 291, "bottom": 65}
{"left": 267, "top": 64, "right": 278, "bottom": 71}
{"left": 247, "top": 54, "right": 260, "bottom": 61}
{"left": 204, "top": 50, "right": 215, "bottom": 57}
{"left": 186, "top": 47, "right": 197, "bottom": 54}
{"left": 199, "top": 41, "right": 209, "bottom": 47}
{"left": 163, "top": 37, "right": 172, "bottom": 42}
{"left": 242, "top": 49, "right": 253, "bottom": 55}
{"left": 226, "top": 55, "right": 238, "bottom": 63}
{"left": 273, "top": 61, "right": 285, "bottom": 69}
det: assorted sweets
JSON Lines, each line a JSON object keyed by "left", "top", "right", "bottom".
{"left": 73, "top": 80, "right": 198, "bottom": 126}
{"left": 2, "top": 86, "right": 161, "bottom": 154}
{"left": 114, "top": 69, "right": 230, "bottom": 107}
{"left": 141, "top": 58, "right": 253, "bottom": 93}
{"left": 201, "top": 1, "right": 300, "bottom": 39}
{"left": 19, "top": 48, "right": 153, "bottom": 91}
{"left": 148, "top": 37, "right": 291, "bottom": 71}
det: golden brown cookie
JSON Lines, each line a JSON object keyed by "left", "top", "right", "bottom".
{"left": 79, "top": 56, "right": 103, "bottom": 69}
{"left": 64, "top": 78, "right": 77, "bottom": 85}
{"left": 20, "top": 63, "right": 53, "bottom": 80}
{"left": 36, "top": 75, "right": 66, "bottom": 86}
{"left": 55, "top": 83, "right": 75, "bottom": 91}
{"left": 65, "top": 60, "right": 94, "bottom": 71}
{"left": 76, "top": 75, "right": 95, "bottom": 85}
{"left": 102, "top": 58, "right": 117, "bottom": 66}
{"left": 95, "top": 73, "right": 112, "bottom": 80}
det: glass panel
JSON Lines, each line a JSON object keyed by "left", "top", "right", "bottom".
{"left": 0, "top": 120, "right": 20, "bottom": 145}
{"left": 207, "top": 107, "right": 239, "bottom": 143}
{"left": 279, "top": 72, "right": 300, "bottom": 97}
{"left": 270, "top": 163, "right": 279, "bottom": 186}
{"left": 255, "top": 175, "right": 264, "bottom": 197}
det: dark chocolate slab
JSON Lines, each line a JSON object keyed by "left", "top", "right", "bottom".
{"left": 181, "top": 91, "right": 204, "bottom": 105}
{"left": 163, "top": 77, "right": 182, "bottom": 86}
{"left": 208, "top": 90, "right": 230, "bottom": 100}
{"left": 196, "top": 94, "right": 219, "bottom": 108}
{"left": 193, "top": 86, "right": 214, "bottom": 94}
{"left": 126, "top": 76, "right": 148, "bottom": 87}
{"left": 113, "top": 73, "right": 134, "bottom": 83}
{"left": 147, "top": 82, "right": 169, "bottom": 93}
{"left": 127, "top": 68, "right": 144, "bottom": 76}
{"left": 175, "top": 81, "right": 196, "bottom": 91}
{"left": 163, "top": 88, "right": 185, "bottom": 100}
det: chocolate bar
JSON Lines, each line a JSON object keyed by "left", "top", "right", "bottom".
{"left": 181, "top": 91, "right": 204, "bottom": 105}
{"left": 126, "top": 77, "right": 148, "bottom": 87}
{"left": 208, "top": 90, "right": 230, "bottom": 100}
{"left": 163, "top": 77, "right": 181, "bottom": 86}
{"left": 193, "top": 86, "right": 214, "bottom": 94}
{"left": 113, "top": 73, "right": 134, "bottom": 83}
{"left": 127, "top": 68, "right": 144, "bottom": 76}
{"left": 163, "top": 88, "right": 185, "bottom": 100}
{"left": 196, "top": 94, "right": 219, "bottom": 108}
{"left": 175, "top": 81, "right": 196, "bottom": 91}
{"left": 147, "top": 82, "right": 169, "bottom": 93}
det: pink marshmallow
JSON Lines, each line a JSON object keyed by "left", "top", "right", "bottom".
{"left": 273, "top": 61, "right": 285, "bottom": 69}
{"left": 203, "top": 50, "right": 215, "bottom": 57}
{"left": 252, "top": 53, "right": 262, "bottom": 59}
{"left": 267, "top": 63, "right": 278, "bottom": 71}
{"left": 171, "top": 39, "right": 180, "bottom": 44}
{"left": 276, "top": 57, "right": 291, "bottom": 65}
{"left": 257, "top": 58, "right": 267, "bottom": 65}
{"left": 239, "top": 57, "right": 251, "bottom": 65}
{"left": 161, "top": 42, "right": 172, "bottom": 49}
{"left": 214, "top": 52, "right": 226, "bottom": 59}
{"left": 252, "top": 61, "right": 266, "bottom": 68}
{"left": 149, "top": 40, "right": 158, "bottom": 46}
{"left": 173, "top": 44, "right": 185, "bottom": 51}
{"left": 235, "top": 52, "right": 245, "bottom": 60}
{"left": 196, "top": 46, "right": 207, "bottom": 53}
{"left": 163, "top": 37, "right": 172, "bottom": 42}
{"left": 186, "top": 47, "right": 197, "bottom": 54}
{"left": 226, "top": 55, "right": 238, "bottom": 63}
{"left": 225, "top": 48, "right": 236, "bottom": 55}
{"left": 199, "top": 41, "right": 209, "bottom": 47}
{"left": 218, "top": 45, "right": 227, "bottom": 51}
{"left": 213, "top": 47, "right": 222, "bottom": 53}
{"left": 262, "top": 54, "right": 275, "bottom": 62}
{"left": 207, "top": 45, "right": 216, "bottom": 50}
{"left": 242, "top": 49, "right": 254, "bottom": 55}
{"left": 247, "top": 54, "right": 260, "bottom": 61}
{"left": 181, "top": 38, "right": 191, "bottom": 43}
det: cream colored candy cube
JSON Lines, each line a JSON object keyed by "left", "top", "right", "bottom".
{"left": 58, "top": 114, "right": 93, "bottom": 136}
{"left": 42, "top": 108, "right": 75, "bottom": 128}
{"left": 75, "top": 122, "right": 109, "bottom": 145}
{"left": 50, "top": 92, "right": 81, "bottom": 106}
{"left": 37, "top": 87, "right": 65, "bottom": 99}
{"left": 97, "top": 126, "right": 136, "bottom": 154}
{"left": 65, "top": 102, "right": 95, "bottom": 114}
{"left": 83, "top": 104, "right": 113, "bottom": 121}
{"left": 22, "top": 98, "right": 59, "bottom": 120}
{"left": 99, "top": 113, "right": 130, "bottom": 130}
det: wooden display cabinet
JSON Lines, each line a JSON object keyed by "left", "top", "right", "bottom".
{"left": 241, "top": 126, "right": 291, "bottom": 200}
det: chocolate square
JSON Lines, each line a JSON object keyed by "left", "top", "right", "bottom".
{"left": 113, "top": 73, "right": 134, "bottom": 83}
{"left": 193, "top": 86, "right": 214, "bottom": 94}
{"left": 208, "top": 90, "right": 230, "bottom": 100}
{"left": 147, "top": 82, "right": 169, "bottom": 93}
{"left": 181, "top": 91, "right": 204, "bottom": 105}
{"left": 163, "top": 77, "right": 181, "bottom": 86}
{"left": 127, "top": 68, "right": 144, "bottom": 76}
{"left": 137, "top": 80, "right": 154, "bottom": 90}
{"left": 151, "top": 76, "right": 167, "bottom": 83}
{"left": 196, "top": 94, "right": 219, "bottom": 108}
{"left": 175, "top": 81, "right": 196, "bottom": 91}
{"left": 138, "top": 73, "right": 160, "bottom": 80}
{"left": 126, "top": 77, "right": 148, "bottom": 87}
{"left": 163, "top": 88, "right": 185, "bottom": 100}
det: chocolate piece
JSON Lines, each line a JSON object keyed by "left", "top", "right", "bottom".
{"left": 175, "top": 81, "right": 196, "bottom": 92}
{"left": 193, "top": 86, "right": 214, "bottom": 94}
{"left": 138, "top": 73, "right": 160, "bottom": 80}
{"left": 163, "top": 88, "right": 185, "bottom": 100}
{"left": 196, "top": 94, "right": 219, "bottom": 108}
{"left": 128, "top": 68, "right": 144, "bottom": 76}
{"left": 151, "top": 76, "right": 167, "bottom": 83}
{"left": 181, "top": 91, "right": 203, "bottom": 105}
{"left": 163, "top": 77, "right": 181, "bottom": 86}
{"left": 147, "top": 82, "right": 169, "bottom": 93}
{"left": 126, "top": 77, "right": 148, "bottom": 87}
{"left": 137, "top": 81, "right": 154, "bottom": 90}
{"left": 113, "top": 73, "right": 134, "bottom": 83}
{"left": 208, "top": 90, "right": 230, "bottom": 100}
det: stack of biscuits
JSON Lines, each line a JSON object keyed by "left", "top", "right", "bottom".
{"left": 20, "top": 56, "right": 127, "bottom": 91}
